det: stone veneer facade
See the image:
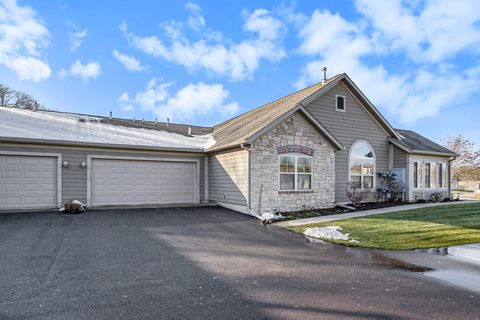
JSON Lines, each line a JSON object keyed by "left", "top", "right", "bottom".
{"left": 250, "top": 112, "right": 336, "bottom": 214}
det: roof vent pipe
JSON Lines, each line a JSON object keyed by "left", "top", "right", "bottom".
{"left": 188, "top": 126, "right": 192, "bottom": 136}
{"left": 167, "top": 118, "right": 170, "bottom": 126}
{"left": 133, "top": 117, "right": 136, "bottom": 123}
{"left": 155, "top": 117, "right": 157, "bottom": 125}
{"left": 142, "top": 118, "right": 145, "bottom": 124}
{"left": 321, "top": 66, "right": 327, "bottom": 84}
{"left": 109, "top": 111, "right": 112, "bottom": 120}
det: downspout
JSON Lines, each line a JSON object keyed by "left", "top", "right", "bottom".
{"left": 204, "top": 155, "right": 209, "bottom": 203}
{"left": 448, "top": 157, "right": 453, "bottom": 199}
{"left": 241, "top": 142, "right": 263, "bottom": 220}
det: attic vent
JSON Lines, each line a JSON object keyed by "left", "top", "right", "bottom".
{"left": 335, "top": 94, "right": 346, "bottom": 112}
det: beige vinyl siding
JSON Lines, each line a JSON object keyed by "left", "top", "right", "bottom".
{"left": 0, "top": 144, "right": 205, "bottom": 205}
{"left": 208, "top": 148, "right": 248, "bottom": 206}
{"left": 305, "top": 82, "right": 390, "bottom": 203}
{"left": 393, "top": 146, "right": 408, "bottom": 168}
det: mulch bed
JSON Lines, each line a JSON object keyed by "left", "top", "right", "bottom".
{"left": 283, "top": 206, "right": 351, "bottom": 220}
{"left": 282, "top": 200, "right": 454, "bottom": 220}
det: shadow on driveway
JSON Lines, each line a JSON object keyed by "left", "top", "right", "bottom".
{"left": 0, "top": 206, "right": 478, "bottom": 319}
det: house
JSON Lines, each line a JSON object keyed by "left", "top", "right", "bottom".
{"left": 0, "top": 73, "right": 456, "bottom": 214}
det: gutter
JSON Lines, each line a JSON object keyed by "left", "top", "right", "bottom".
{"left": 0, "top": 137, "right": 205, "bottom": 154}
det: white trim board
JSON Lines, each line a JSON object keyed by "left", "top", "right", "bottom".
{"left": 0, "top": 150, "right": 63, "bottom": 208}
{"left": 86, "top": 154, "right": 201, "bottom": 207}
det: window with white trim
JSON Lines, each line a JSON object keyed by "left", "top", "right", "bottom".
{"left": 413, "top": 160, "right": 447, "bottom": 189}
{"left": 335, "top": 94, "right": 346, "bottom": 112}
{"left": 279, "top": 155, "right": 312, "bottom": 191}
{"left": 349, "top": 141, "right": 375, "bottom": 189}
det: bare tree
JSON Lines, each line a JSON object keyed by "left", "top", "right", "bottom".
{"left": 0, "top": 83, "right": 43, "bottom": 110}
{"left": 0, "top": 84, "right": 14, "bottom": 107}
{"left": 442, "top": 135, "right": 480, "bottom": 182}
{"left": 346, "top": 182, "right": 370, "bottom": 208}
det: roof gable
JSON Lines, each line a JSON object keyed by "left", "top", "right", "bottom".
{"left": 208, "top": 73, "right": 401, "bottom": 152}
{"left": 299, "top": 74, "right": 401, "bottom": 140}
{"left": 208, "top": 75, "right": 343, "bottom": 152}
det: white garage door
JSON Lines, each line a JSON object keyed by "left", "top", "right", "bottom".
{"left": 90, "top": 158, "right": 198, "bottom": 206}
{"left": 0, "top": 155, "right": 58, "bottom": 210}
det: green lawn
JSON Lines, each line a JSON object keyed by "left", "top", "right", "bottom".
{"left": 289, "top": 203, "right": 480, "bottom": 250}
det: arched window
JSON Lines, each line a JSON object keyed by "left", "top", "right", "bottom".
{"left": 349, "top": 141, "right": 375, "bottom": 189}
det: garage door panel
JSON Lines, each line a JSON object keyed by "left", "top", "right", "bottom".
{"left": 90, "top": 159, "right": 197, "bottom": 206}
{"left": 0, "top": 155, "right": 58, "bottom": 210}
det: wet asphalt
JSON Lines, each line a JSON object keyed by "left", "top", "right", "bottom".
{"left": 0, "top": 206, "right": 478, "bottom": 320}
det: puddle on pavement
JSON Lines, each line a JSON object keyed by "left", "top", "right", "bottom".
{"left": 306, "top": 237, "right": 433, "bottom": 272}
{"left": 367, "top": 252, "right": 433, "bottom": 272}
{"left": 425, "top": 270, "right": 480, "bottom": 295}
{"left": 304, "top": 234, "right": 480, "bottom": 293}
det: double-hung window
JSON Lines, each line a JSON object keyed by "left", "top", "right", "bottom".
{"left": 279, "top": 155, "right": 312, "bottom": 191}
{"left": 349, "top": 141, "right": 375, "bottom": 189}
{"left": 413, "top": 161, "right": 447, "bottom": 189}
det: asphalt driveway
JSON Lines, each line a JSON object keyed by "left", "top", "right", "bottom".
{"left": 0, "top": 207, "right": 478, "bottom": 320}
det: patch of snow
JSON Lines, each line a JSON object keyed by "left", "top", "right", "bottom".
{"left": 261, "top": 212, "right": 284, "bottom": 223}
{"left": 0, "top": 108, "right": 214, "bottom": 150}
{"left": 200, "top": 134, "right": 216, "bottom": 149}
{"left": 71, "top": 200, "right": 83, "bottom": 206}
{"left": 304, "top": 226, "right": 351, "bottom": 241}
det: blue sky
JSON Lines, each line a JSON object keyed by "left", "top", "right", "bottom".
{"left": 1, "top": 0, "right": 479, "bottom": 146}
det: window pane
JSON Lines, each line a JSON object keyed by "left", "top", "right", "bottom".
{"left": 279, "top": 174, "right": 294, "bottom": 190}
{"left": 442, "top": 165, "right": 447, "bottom": 188}
{"left": 351, "top": 175, "right": 362, "bottom": 188}
{"left": 430, "top": 163, "right": 436, "bottom": 188}
{"left": 418, "top": 163, "right": 423, "bottom": 188}
{"left": 279, "top": 156, "right": 295, "bottom": 173}
{"left": 351, "top": 143, "right": 374, "bottom": 160}
{"left": 297, "top": 174, "right": 312, "bottom": 190}
{"left": 413, "top": 162, "right": 418, "bottom": 188}
{"left": 337, "top": 96, "right": 345, "bottom": 110}
{"left": 438, "top": 163, "right": 443, "bottom": 188}
{"left": 351, "top": 160, "right": 362, "bottom": 175}
{"left": 362, "top": 162, "right": 374, "bottom": 175}
{"left": 297, "top": 157, "right": 312, "bottom": 173}
{"left": 425, "top": 163, "right": 430, "bottom": 188}
{"left": 363, "top": 176, "right": 373, "bottom": 189}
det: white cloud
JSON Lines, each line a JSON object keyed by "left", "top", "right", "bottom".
{"left": 121, "top": 6, "right": 285, "bottom": 81}
{"left": 68, "top": 26, "right": 87, "bottom": 51}
{"left": 112, "top": 50, "right": 147, "bottom": 71}
{"left": 68, "top": 60, "right": 101, "bottom": 79}
{"left": 153, "top": 82, "right": 239, "bottom": 121}
{"left": 293, "top": 2, "right": 480, "bottom": 124}
{"left": 185, "top": 2, "right": 205, "bottom": 31}
{"left": 0, "top": 0, "right": 51, "bottom": 81}
{"left": 121, "top": 104, "right": 134, "bottom": 112}
{"left": 122, "top": 79, "right": 239, "bottom": 122}
{"left": 134, "top": 78, "right": 171, "bottom": 111}
{"left": 117, "top": 92, "right": 130, "bottom": 103}
{"left": 356, "top": 0, "right": 480, "bottom": 62}
{"left": 117, "top": 92, "right": 134, "bottom": 113}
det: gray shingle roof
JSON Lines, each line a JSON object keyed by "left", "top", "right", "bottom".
{"left": 393, "top": 129, "right": 457, "bottom": 156}
{"left": 208, "top": 74, "right": 343, "bottom": 151}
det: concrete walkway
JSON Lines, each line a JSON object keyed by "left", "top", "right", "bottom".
{"left": 276, "top": 200, "right": 479, "bottom": 227}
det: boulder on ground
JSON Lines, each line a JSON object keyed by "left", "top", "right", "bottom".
{"left": 61, "top": 200, "right": 86, "bottom": 214}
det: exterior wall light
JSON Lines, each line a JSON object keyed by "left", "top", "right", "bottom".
{"left": 81, "top": 161, "right": 87, "bottom": 168}
{"left": 62, "top": 160, "right": 69, "bottom": 168}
